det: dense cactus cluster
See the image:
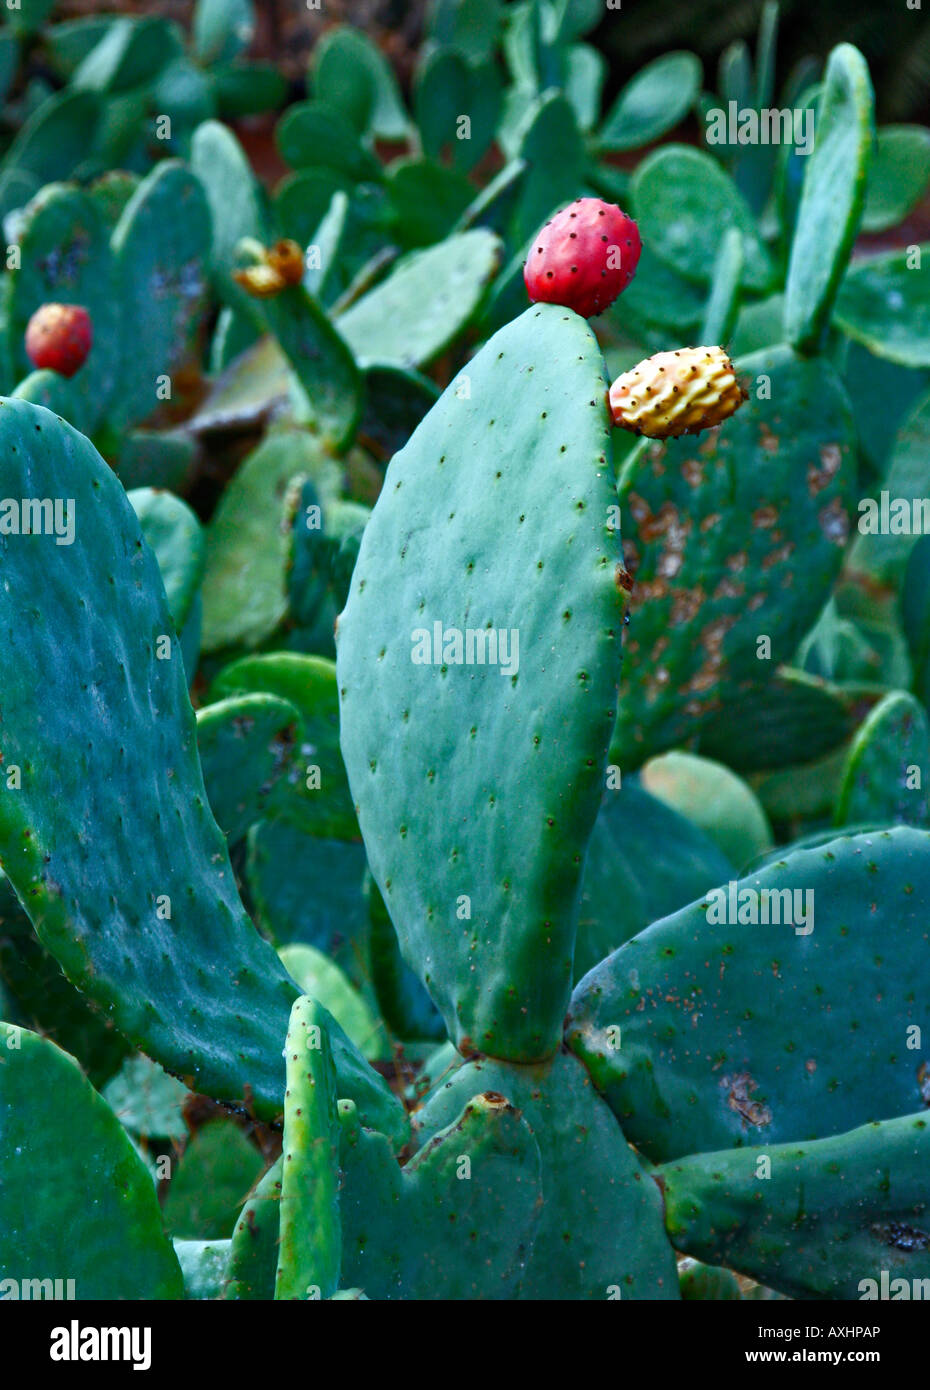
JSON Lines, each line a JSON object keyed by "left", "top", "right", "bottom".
{"left": 1, "top": 0, "right": 930, "bottom": 1306}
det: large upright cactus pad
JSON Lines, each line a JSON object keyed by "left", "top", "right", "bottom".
{"left": 337, "top": 305, "right": 625, "bottom": 1060}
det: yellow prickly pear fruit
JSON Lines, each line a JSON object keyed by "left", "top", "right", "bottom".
{"left": 608, "top": 346, "right": 747, "bottom": 438}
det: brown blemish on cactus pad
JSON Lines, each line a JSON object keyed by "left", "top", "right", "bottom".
{"left": 758, "top": 424, "right": 780, "bottom": 455}
{"left": 721, "top": 1071, "right": 772, "bottom": 1129}
{"left": 807, "top": 443, "right": 842, "bottom": 496}
{"left": 918, "top": 1060, "right": 930, "bottom": 1106}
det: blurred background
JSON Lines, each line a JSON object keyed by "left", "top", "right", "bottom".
{"left": 49, "top": 0, "right": 930, "bottom": 122}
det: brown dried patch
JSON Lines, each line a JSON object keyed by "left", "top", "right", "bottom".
{"left": 700, "top": 512, "right": 723, "bottom": 533}
{"left": 748, "top": 593, "right": 766, "bottom": 611}
{"left": 614, "top": 564, "right": 634, "bottom": 593}
{"left": 752, "top": 505, "right": 778, "bottom": 529}
{"left": 671, "top": 588, "right": 704, "bottom": 625}
{"left": 633, "top": 577, "right": 669, "bottom": 606}
{"left": 713, "top": 576, "right": 746, "bottom": 600}
{"left": 721, "top": 1072, "right": 772, "bottom": 1129}
{"left": 681, "top": 457, "right": 703, "bottom": 488}
{"left": 727, "top": 551, "right": 748, "bottom": 573}
{"left": 761, "top": 542, "right": 795, "bottom": 571}
{"left": 758, "top": 424, "right": 780, "bottom": 455}
{"left": 808, "top": 443, "right": 842, "bottom": 496}
{"left": 918, "top": 1060, "right": 930, "bottom": 1106}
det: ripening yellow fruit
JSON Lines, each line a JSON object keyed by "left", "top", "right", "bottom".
{"left": 232, "top": 263, "right": 288, "bottom": 298}
{"left": 608, "top": 346, "right": 747, "bottom": 439}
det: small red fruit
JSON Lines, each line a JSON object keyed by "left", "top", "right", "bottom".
{"left": 24, "top": 303, "right": 93, "bottom": 378}
{"left": 523, "top": 197, "right": 642, "bottom": 318}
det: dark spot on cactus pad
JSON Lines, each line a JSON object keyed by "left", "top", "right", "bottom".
{"left": 870, "top": 1221, "right": 930, "bottom": 1252}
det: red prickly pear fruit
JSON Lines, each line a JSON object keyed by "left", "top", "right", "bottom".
{"left": 523, "top": 198, "right": 642, "bottom": 318}
{"left": 24, "top": 303, "right": 93, "bottom": 378}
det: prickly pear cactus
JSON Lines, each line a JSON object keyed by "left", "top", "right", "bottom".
{"left": 0, "top": 8, "right": 928, "bottom": 1312}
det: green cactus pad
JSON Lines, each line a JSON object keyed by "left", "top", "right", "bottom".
{"left": 598, "top": 51, "right": 702, "bottom": 152}
{"left": 412, "top": 1050, "right": 679, "bottom": 1299}
{"left": 368, "top": 881, "right": 446, "bottom": 1042}
{"left": 72, "top": 15, "right": 182, "bottom": 93}
{"left": 275, "top": 996, "right": 342, "bottom": 1299}
{"left": 340, "top": 1090, "right": 542, "bottom": 1299}
{"left": 211, "top": 652, "right": 358, "bottom": 840}
{"left": 0, "top": 399, "right": 302, "bottom": 1113}
{"left": 700, "top": 227, "right": 744, "bottom": 345}
{"left": 640, "top": 751, "right": 773, "bottom": 869}
{"left": 862, "top": 125, "right": 930, "bottom": 232}
{"left": 8, "top": 182, "right": 120, "bottom": 429}
{"left": 613, "top": 346, "right": 857, "bottom": 767}
{"left": 834, "top": 245, "right": 930, "bottom": 368}
{"left": 189, "top": 334, "right": 291, "bottom": 435}
{"left": 631, "top": 145, "right": 774, "bottom": 292}
{"left": 193, "top": 0, "right": 254, "bottom": 65}
{"left": 659, "top": 1112, "right": 930, "bottom": 1300}
{"left": 783, "top": 43, "right": 874, "bottom": 354}
{"left": 116, "top": 429, "right": 198, "bottom": 493}
{"left": 336, "top": 229, "right": 502, "bottom": 370}
{"left": 163, "top": 1118, "right": 266, "bottom": 1241}
{"left": 223, "top": 1157, "right": 282, "bottom": 1299}
{"left": 277, "top": 943, "right": 385, "bottom": 1057}
{"left": 337, "top": 305, "right": 624, "bottom": 1060}
{"left": 247, "top": 828, "right": 368, "bottom": 973}
{"left": 902, "top": 536, "right": 930, "bottom": 705}
{"left": 313, "top": 25, "right": 408, "bottom": 140}
{"left": 175, "top": 1238, "right": 231, "bottom": 1299}
{"left": 847, "top": 384, "right": 930, "bottom": 582}
{"left": 101, "top": 1052, "right": 188, "bottom": 1144}
{"left": 413, "top": 48, "right": 501, "bottom": 173}
{"left": 385, "top": 158, "right": 475, "bottom": 249}
{"left": 0, "top": 871, "right": 132, "bottom": 1089}
{"left": 190, "top": 119, "right": 268, "bottom": 292}
{"left": 567, "top": 827, "right": 930, "bottom": 1162}
{"left": 200, "top": 430, "right": 340, "bottom": 653}
{"left": 835, "top": 692, "right": 930, "bottom": 828}
{"left": 696, "top": 667, "right": 877, "bottom": 773}
{"left": 357, "top": 364, "right": 438, "bottom": 461}
{"left": 0, "top": 1023, "right": 183, "bottom": 1297}
{"left": 110, "top": 160, "right": 212, "bottom": 429}
{"left": 276, "top": 101, "right": 382, "bottom": 182}
{"left": 575, "top": 782, "right": 733, "bottom": 979}
{"left": 608, "top": 244, "right": 706, "bottom": 341}
{"left": 512, "top": 92, "right": 586, "bottom": 244}
{"left": 196, "top": 693, "right": 300, "bottom": 844}
{"left": 677, "top": 1258, "right": 742, "bottom": 1300}
{"left": 127, "top": 486, "right": 205, "bottom": 632}
{"left": 10, "top": 368, "right": 94, "bottom": 439}
{"left": 2, "top": 88, "right": 101, "bottom": 189}
{"left": 243, "top": 277, "right": 362, "bottom": 451}
{"left": 455, "top": 158, "right": 527, "bottom": 235}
